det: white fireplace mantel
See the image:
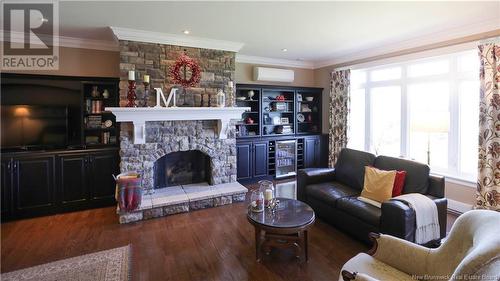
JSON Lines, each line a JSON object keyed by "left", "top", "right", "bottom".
{"left": 105, "top": 107, "right": 250, "bottom": 144}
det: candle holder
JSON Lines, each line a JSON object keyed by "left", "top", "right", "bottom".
{"left": 143, "top": 81, "right": 150, "bottom": 107}
{"left": 126, "top": 80, "right": 137, "bottom": 107}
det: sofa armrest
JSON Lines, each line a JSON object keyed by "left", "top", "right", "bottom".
{"left": 370, "top": 234, "right": 431, "bottom": 276}
{"left": 297, "top": 168, "right": 336, "bottom": 202}
{"left": 428, "top": 196, "right": 448, "bottom": 239}
{"left": 428, "top": 174, "right": 445, "bottom": 198}
{"left": 380, "top": 200, "right": 416, "bottom": 242}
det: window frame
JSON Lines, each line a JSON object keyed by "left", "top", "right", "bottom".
{"left": 349, "top": 50, "right": 479, "bottom": 184}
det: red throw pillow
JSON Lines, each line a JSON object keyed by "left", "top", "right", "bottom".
{"left": 392, "top": 170, "right": 407, "bottom": 197}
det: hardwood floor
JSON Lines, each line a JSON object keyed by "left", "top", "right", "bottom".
{"left": 0, "top": 182, "right": 459, "bottom": 281}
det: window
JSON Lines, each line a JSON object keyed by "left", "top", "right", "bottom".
{"left": 348, "top": 50, "right": 479, "bottom": 181}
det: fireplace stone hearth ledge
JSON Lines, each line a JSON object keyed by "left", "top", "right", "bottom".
{"left": 118, "top": 182, "right": 247, "bottom": 223}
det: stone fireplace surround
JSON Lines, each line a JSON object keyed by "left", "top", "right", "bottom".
{"left": 115, "top": 39, "right": 248, "bottom": 223}
{"left": 117, "top": 120, "right": 247, "bottom": 224}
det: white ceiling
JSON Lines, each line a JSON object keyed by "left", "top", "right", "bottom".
{"left": 58, "top": 1, "right": 500, "bottom": 67}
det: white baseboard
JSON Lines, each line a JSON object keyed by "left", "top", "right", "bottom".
{"left": 448, "top": 199, "right": 473, "bottom": 214}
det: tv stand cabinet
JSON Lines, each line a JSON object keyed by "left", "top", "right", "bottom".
{"left": 1, "top": 74, "right": 120, "bottom": 221}
{"left": 1, "top": 148, "right": 118, "bottom": 221}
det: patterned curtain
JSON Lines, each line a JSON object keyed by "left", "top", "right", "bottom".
{"left": 329, "top": 70, "right": 350, "bottom": 168}
{"left": 476, "top": 42, "right": 500, "bottom": 211}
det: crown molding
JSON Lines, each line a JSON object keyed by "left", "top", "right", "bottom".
{"left": 110, "top": 26, "right": 244, "bottom": 53}
{"left": 312, "top": 18, "right": 500, "bottom": 69}
{"left": 236, "top": 54, "right": 315, "bottom": 69}
{"left": 1, "top": 30, "right": 119, "bottom": 51}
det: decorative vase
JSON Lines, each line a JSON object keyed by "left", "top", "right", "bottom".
{"left": 91, "top": 86, "right": 100, "bottom": 98}
{"left": 217, "top": 89, "right": 225, "bottom": 108}
{"left": 102, "top": 89, "right": 110, "bottom": 99}
{"left": 126, "top": 80, "right": 137, "bottom": 107}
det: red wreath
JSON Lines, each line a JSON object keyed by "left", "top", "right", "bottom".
{"left": 169, "top": 53, "right": 201, "bottom": 88}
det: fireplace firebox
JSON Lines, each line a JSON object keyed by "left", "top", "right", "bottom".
{"left": 153, "top": 150, "right": 211, "bottom": 188}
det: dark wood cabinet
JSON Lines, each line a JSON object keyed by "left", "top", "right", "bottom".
{"left": 2, "top": 149, "right": 118, "bottom": 221}
{"left": 237, "top": 143, "right": 252, "bottom": 180}
{"left": 59, "top": 153, "right": 89, "bottom": 208}
{"left": 236, "top": 135, "right": 326, "bottom": 182}
{"left": 12, "top": 155, "right": 56, "bottom": 218}
{"left": 253, "top": 142, "right": 268, "bottom": 177}
{"left": 1, "top": 159, "right": 12, "bottom": 218}
{"left": 304, "top": 136, "right": 321, "bottom": 168}
{"left": 88, "top": 151, "right": 119, "bottom": 202}
{"left": 237, "top": 141, "right": 270, "bottom": 180}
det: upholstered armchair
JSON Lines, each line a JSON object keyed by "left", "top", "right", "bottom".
{"left": 340, "top": 210, "right": 500, "bottom": 281}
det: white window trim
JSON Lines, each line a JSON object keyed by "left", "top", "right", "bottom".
{"left": 349, "top": 50, "right": 479, "bottom": 185}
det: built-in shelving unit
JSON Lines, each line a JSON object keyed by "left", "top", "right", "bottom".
{"left": 235, "top": 84, "right": 322, "bottom": 139}
{"left": 235, "top": 84, "right": 325, "bottom": 182}
{"left": 235, "top": 87, "right": 261, "bottom": 137}
{"left": 82, "top": 81, "right": 119, "bottom": 147}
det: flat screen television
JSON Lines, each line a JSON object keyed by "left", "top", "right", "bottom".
{"left": 1, "top": 105, "right": 70, "bottom": 149}
{"left": 1, "top": 75, "right": 83, "bottom": 151}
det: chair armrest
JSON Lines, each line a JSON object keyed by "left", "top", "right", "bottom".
{"left": 341, "top": 271, "right": 381, "bottom": 281}
{"left": 370, "top": 234, "right": 431, "bottom": 276}
{"left": 428, "top": 174, "right": 445, "bottom": 198}
{"left": 297, "top": 168, "right": 335, "bottom": 201}
{"left": 380, "top": 200, "right": 416, "bottom": 242}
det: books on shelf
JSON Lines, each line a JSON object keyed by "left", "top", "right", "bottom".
{"left": 85, "top": 115, "right": 102, "bottom": 129}
{"left": 87, "top": 100, "right": 103, "bottom": 113}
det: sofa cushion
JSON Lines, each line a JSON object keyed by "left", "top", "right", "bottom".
{"left": 306, "top": 181, "right": 359, "bottom": 206}
{"left": 335, "top": 148, "right": 376, "bottom": 191}
{"left": 374, "top": 156, "right": 430, "bottom": 194}
{"left": 361, "top": 166, "right": 396, "bottom": 203}
{"left": 337, "top": 196, "right": 382, "bottom": 227}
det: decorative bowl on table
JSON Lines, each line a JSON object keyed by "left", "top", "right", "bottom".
{"left": 305, "top": 97, "right": 314, "bottom": 101}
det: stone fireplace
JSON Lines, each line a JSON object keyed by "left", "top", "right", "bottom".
{"left": 113, "top": 38, "right": 248, "bottom": 224}
{"left": 117, "top": 120, "right": 246, "bottom": 224}
{"left": 120, "top": 120, "right": 237, "bottom": 187}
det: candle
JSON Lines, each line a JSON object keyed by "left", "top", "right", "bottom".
{"left": 128, "top": 70, "right": 135, "bottom": 81}
{"left": 143, "top": 75, "right": 150, "bottom": 83}
{"left": 264, "top": 189, "right": 273, "bottom": 202}
{"left": 227, "top": 81, "right": 234, "bottom": 88}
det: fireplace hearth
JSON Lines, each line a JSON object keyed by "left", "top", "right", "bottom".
{"left": 154, "top": 150, "right": 211, "bottom": 188}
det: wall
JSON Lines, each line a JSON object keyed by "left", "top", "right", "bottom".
{"left": 235, "top": 62, "right": 315, "bottom": 87}
{"left": 1, "top": 46, "right": 120, "bottom": 78}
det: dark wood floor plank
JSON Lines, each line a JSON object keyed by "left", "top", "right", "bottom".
{"left": 1, "top": 183, "right": 459, "bottom": 281}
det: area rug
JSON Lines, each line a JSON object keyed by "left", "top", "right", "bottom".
{"left": 2, "top": 245, "right": 130, "bottom": 281}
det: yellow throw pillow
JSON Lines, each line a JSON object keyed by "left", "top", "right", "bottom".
{"left": 361, "top": 166, "right": 396, "bottom": 203}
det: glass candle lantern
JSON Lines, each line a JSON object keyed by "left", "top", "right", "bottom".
{"left": 250, "top": 190, "right": 264, "bottom": 212}
{"left": 259, "top": 180, "right": 275, "bottom": 208}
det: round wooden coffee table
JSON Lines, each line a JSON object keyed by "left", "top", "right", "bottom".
{"left": 247, "top": 198, "right": 315, "bottom": 262}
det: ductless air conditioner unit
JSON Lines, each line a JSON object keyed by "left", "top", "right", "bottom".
{"left": 253, "top": 67, "right": 294, "bottom": 83}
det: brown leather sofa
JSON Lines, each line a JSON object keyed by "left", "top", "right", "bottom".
{"left": 297, "top": 148, "right": 447, "bottom": 245}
